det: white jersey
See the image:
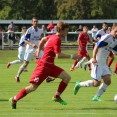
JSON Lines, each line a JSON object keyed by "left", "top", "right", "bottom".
{"left": 19, "top": 35, "right": 26, "bottom": 46}
{"left": 24, "top": 26, "right": 43, "bottom": 52}
{"left": 96, "top": 34, "right": 117, "bottom": 65}
{"left": 95, "top": 29, "right": 108, "bottom": 41}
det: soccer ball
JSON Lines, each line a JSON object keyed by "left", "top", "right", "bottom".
{"left": 114, "top": 94, "right": 117, "bottom": 103}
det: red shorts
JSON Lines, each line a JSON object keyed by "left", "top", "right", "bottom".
{"left": 29, "top": 61, "right": 64, "bottom": 85}
{"left": 78, "top": 50, "right": 89, "bottom": 58}
{"left": 109, "top": 51, "right": 114, "bottom": 57}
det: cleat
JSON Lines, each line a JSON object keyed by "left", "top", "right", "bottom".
{"left": 70, "top": 68, "right": 75, "bottom": 71}
{"left": 92, "top": 96, "right": 103, "bottom": 101}
{"left": 23, "top": 70, "right": 28, "bottom": 72}
{"left": 15, "top": 76, "right": 20, "bottom": 83}
{"left": 46, "top": 77, "right": 55, "bottom": 83}
{"left": 7, "top": 62, "right": 11, "bottom": 68}
{"left": 73, "top": 81, "right": 81, "bottom": 95}
{"left": 52, "top": 96, "right": 67, "bottom": 105}
{"left": 83, "top": 63, "right": 87, "bottom": 71}
{"left": 9, "top": 98, "right": 17, "bottom": 109}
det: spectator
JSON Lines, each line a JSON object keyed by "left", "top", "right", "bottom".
{"left": 91, "top": 25, "right": 98, "bottom": 41}
{"left": 41, "top": 25, "right": 47, "bottom": 37}
{"left": 47, "top": 21, "right": 55, "bottom": 32}
{"left": 8, "top": 22, "right": 16, "bottom": 44}
{"left": 108, "top": 27, "right": 111, "bottom": 33}
{"left": 51, "top": 25, "right": 57, "bottom": 33}
{"left": 0, "top": 26, "right": 5, "bottom": 50}
{"left": 75, "top": 25, "right": 83, "bottom": 33}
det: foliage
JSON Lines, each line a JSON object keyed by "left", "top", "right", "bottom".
{"left": 0, "top": 0, "right": 117, "bottom": 19}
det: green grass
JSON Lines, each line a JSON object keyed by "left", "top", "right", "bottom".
{"left": 0, "top": 50, "right": 117, "bottom": 117}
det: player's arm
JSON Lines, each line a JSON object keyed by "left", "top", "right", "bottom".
{"left": 94, "top": 31, "right": 101, "bottom": 42}
{"left": 88, "top": 39, "right": 95, "bottom": 45}
{"left": 77, "top": 35, "right": 83, "bottom": 52}
{"left": 92, "top": 45, "right": 98, "bottom": 64}
{"left": 33, "top": 36, "right": 48, "bottom": 57}
{"left": 56, "top": 53, "right": 77, "bottom": 60}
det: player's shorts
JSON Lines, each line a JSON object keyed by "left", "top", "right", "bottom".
{"left": 91, "top": 64, "right": 111, "bottom": 81}
{"left": 24, "top": 49, "right": 43, "bottom": 61}
{"left": 29, "top": 61, "right": 64, "bottom": 85}
{"left": 109, "top": 51, "right": 114, "bottom": 57}
{"left": 18, "top": 46, "right": 26, "bottom": 61}
{"left": 78, "top": 49, "right": 89, "bottom": 58}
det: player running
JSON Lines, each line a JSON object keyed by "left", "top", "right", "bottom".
{"left": 14, "top": 17, "right": 43, "bottom": 82}
{"left": 70, "top": 26, "right": 94, "bottom": 71}
{"left": 7, "top": 26, "right": 28, "bottom": 72}
{"left": 73, "top": 24, "right": 117, "bottom": 101}
{"left": 9, "top": 21, "right": 78, "bottom": 109}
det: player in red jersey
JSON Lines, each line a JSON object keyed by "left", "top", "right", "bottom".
{"left": 70, "top": 26, "right": 94, "bottom": 71}
{"left": 9, "top": 21, "right": 78, "bottom": 109}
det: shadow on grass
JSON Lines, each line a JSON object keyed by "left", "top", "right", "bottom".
{"left": 82, "top": 107, "right": 117, "bottom": 110}
{"left": 0, "top": 99, "right": 8, "bottom": 102}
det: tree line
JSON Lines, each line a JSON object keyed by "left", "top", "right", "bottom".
{"left": 0, "top": 0, "right": 117, "bottom": 20}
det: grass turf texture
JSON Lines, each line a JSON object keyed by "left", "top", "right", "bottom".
{"left": 0, "top": 50, "right": 117, "bottom": 117}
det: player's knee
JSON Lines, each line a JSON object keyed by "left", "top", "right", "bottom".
{"left": 93, "top": 81, "right": 101, "bottom": 87}
{"left": 63, "top": 74, "right": 71, "bottom": 83}
{"left": 104, "top": 79, "right": 111, "bottom": 85}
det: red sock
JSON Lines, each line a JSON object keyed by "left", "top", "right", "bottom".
{"left": 12, "top": 88, "right": 27, "bottom": 102}
{"left": 54, "top": 81, "right": 67, "bottom": 98}
{"left": 107, "top": 58, "right": 114, "bottom": 67}
{"left": 88, "top": 64, "right": 91, "bottom": 70}
{"left": 72, "top": 60, "right": 78, "bottom": 68}
{"left": 114, "top": 62, "right": 117, "bottom": 72}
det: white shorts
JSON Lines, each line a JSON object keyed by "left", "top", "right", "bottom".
{"left": 24, "top": 49, "right": 43, "bottom": 61}
{"left": 18, "top": 46, "right": 26, "bottom": 61}
{"left": 91, "top": 64, "right": 111, "bottom": 81}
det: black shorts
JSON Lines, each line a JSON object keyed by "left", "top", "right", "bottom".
{"left": 0, "top": 40, "right": 2, "bottom": 46}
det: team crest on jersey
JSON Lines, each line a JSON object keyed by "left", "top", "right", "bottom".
{"left": 34, "top": 77, "right": 39, "bottom": 83}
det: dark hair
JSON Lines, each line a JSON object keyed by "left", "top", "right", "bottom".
{"left": 102, "top": 22, "right": 108, "bottom": 25}
{"left": 56, "top": 21, "right": 69, "bottom": 32}
{"left": 32, "top": 17, "right": 38, "bottom": 21}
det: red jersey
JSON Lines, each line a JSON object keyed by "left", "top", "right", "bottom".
{"left": 47, "top": 24, "right": 55, "bottom": 32}
{"left": 41, "top": 34, "right": 61, "bottom": 64}
{"left": 78, "top": 32, "right": 90, "bottom": 50}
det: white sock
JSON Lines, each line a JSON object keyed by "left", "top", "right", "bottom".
{"left": 80, "top": 80, "right": 93, "bottom": 87}
{"left": 10, "top": 60, "right": 22, "bottom": 64}
{"left": 78, "top": 57, "right": 86, "bottom": 64}
{"left": 17, "top": 65, "right": 26, "bottom": 77}
{"left": 95, "top": 83, "right": 108, "bottom": 97}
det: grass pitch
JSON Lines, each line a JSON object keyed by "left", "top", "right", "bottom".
{"left": 0, "top": 50, "right": 117, "bottom": 117}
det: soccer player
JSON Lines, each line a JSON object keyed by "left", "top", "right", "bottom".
{"left": 7, "top": 26, "right": 28, "bottom": 71}
{"left": 70, "top": 26, "right": 94, "bottom": 71}
{"left": 9, "top": 21, "right": 78, "bottom": 109}
{"left": 14, "top": 17, "right": 43, "bottom": 82}
{"left": 94, "top": 22, "right": 114, "bottom": 69}
{"left": 73, "top": 24, "right": 117, "bottom": 101}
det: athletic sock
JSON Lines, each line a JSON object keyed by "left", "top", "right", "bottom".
{"left": 114, "top": 62, "right": 117, "bottom": 72}
{"left": 54, "top": 81, "right": 67, "bottom": 98}
{"left": 107, "top": 58, "right": 114, "bottom": 67}
{"left": 71, "top": 60, "right": 78, "bottom": 69}
{"left": 10, "top": 60, "right": 22, "bottom": 64}
{"left": 17, "top": 65, "right": 26, "bottom": 77}
{"left": 95, "top": 83, "right": 108, "bottom": 97}
{"left": 12, "top": 88, "right": 27, "bottom": 102}
{"left": 80, "top": 80, "right": 93, "bottom": 87}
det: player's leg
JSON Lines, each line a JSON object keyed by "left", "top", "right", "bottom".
{"left": 107, "top": 51, "right": 114, "bottom": 69}
{"left": 70, "top": 56, "right": 82, "bottom": 71}
{"left": 92, "top": 65, "right": 111, "bottom": 101}
{"left": 9, "top": 64, "right": 49, "bottom": 109}
{"left": 86, "top": 55, "right": 91, "bottom": 71}
{"left": 15, "top": 61, "right": 29, "bottom": 82}
{"left": 75, "top": 57, "right": 86, "bottom": 68}
{"left": 51, "top": 66, "right": 71, "bottom": 105}
{"left": 73, "top": 64, "right": 102, "bottom": 95}
{"left": 9, "top": 83, "right": 39, "bottom": 109}
{"left": 114, "top": 62, "right": 117, "bottom": 75}
{"left": 83, "top": 58, "right": 92, "bottom": 71}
